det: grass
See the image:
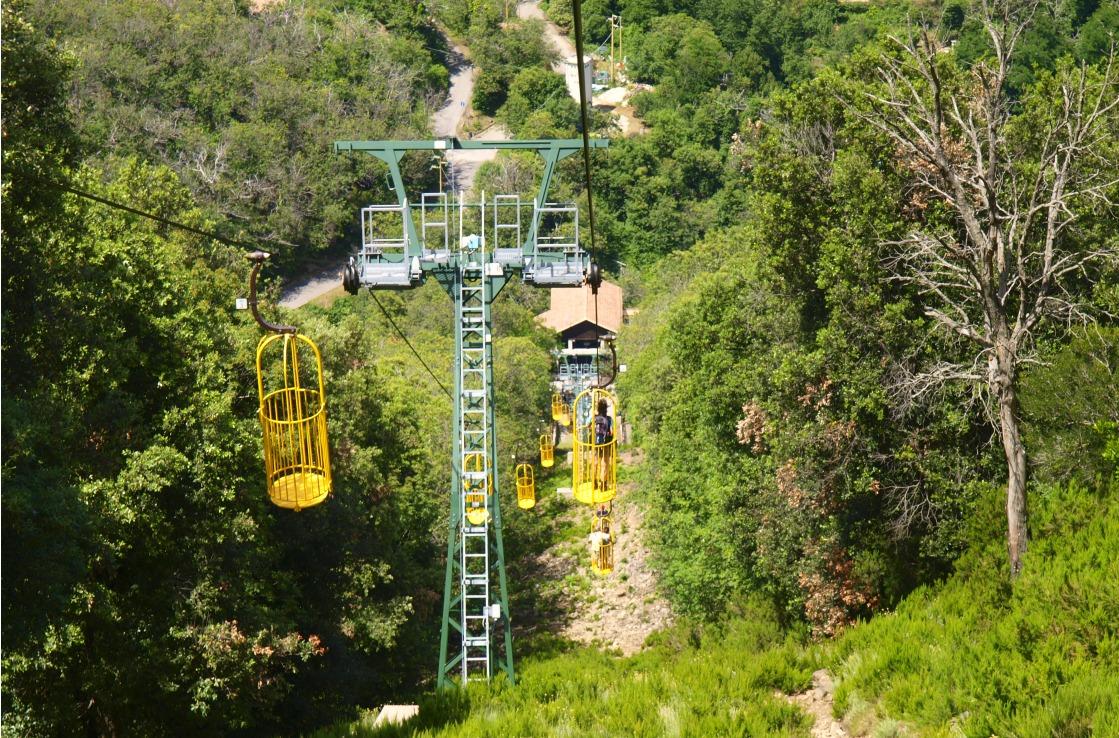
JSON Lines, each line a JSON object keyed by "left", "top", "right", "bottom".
{"left": 826, "top": 481, "right": 1119, "bottom": 737}
{"left": 305, "top": 602, "right": 815, "bottom": 738}
{"left": 308, "top": 284, "right": 348, "bottom": 308}
{"left": 306, "top": 480, "right": 1119, "bottom": 738}
{"left": 302, "top": 427, "right": 1118, "bottom": 738}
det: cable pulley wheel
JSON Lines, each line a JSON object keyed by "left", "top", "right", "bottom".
{"left": 587, "top": 261, "right": 602, "bottom": 293}
{"left": 343, "top": 260, "right": 359, "bottom": 295}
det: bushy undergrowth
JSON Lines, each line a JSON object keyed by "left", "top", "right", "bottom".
{"left": 309, "top": 480, "right": 1119, "bottom": 738}
{"left": 828, "top": 482, "right": 1119, "bottom": 736}
{"left": 307, "top": 603, "right": 814, "bottom": 738}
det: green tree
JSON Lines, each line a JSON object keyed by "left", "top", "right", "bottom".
{"left": 1079, "top": 1, "right": 1119, "bottom": 62}
{"left": 1062, "top": 0, "right": 1102, "bottom": 25}
{"left": 1021, "top": 328, "right": 1119, "bottom": 484}
{"left": 498, "top": 66, "right": 578, "bottom": 135}
{"left": 942, "top": 0, "right": 967, "bottom": 31}
{"left": 1, "top": 13, "right": 90, "bottom": 715}
{"left": 619, "top": 0, "right": 673, "bottom": 29}
{"left": 2, "top": 11, "right": 449, "bottom": 732}
{"left": 627, "top": 13, "right": 706, "bottom": 83}
{"left": 21, "top": 0, "right": 441, "bottom": 263}
{"left": 668, "top": 25, "right": 731, "bottom": 102}
{"left": 580, "top": 0, "right": 615, "bottom": 45}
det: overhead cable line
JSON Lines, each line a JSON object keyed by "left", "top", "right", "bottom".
{"left": 571, "top": 0, "right": 600, "bottom": 265}
{"left": 14, "top": 167, "right": 457, "bottom": 399}
{"left": 369, "top": 292, "right": 455, "bottom": 401}
{"left": 571, "top": 0, "right": 610, "bottom": 387}
{"left": 8, "top": 168, "right": 340, "bottom": 267}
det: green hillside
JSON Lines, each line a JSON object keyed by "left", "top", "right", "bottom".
{"left": 311, "top": 481, "right": 1116, "bottom": 737}
{"left": 3, "top": 0, "right": 1118, "bottom": 734}
{"left": 829, "top": 483, "right": 1119, "bottom": 735}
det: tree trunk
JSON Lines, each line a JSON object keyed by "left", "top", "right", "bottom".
{"left": 991, "top": 341, "right": 1029, "bottom": 578}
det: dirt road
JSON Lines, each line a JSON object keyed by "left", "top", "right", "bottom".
{"left": 431, "top": 43, "right": 472, "bottom": 139}
{"left": 281, "top": 33, "right": 501, "bottom": 308}
{"left": 519, "top": 449, "right": 674, "bottom": 656}
{"left": 431, "top": 39, "right": 506, "bottom": 196}
{"left": 518, "top": 0, "right": 576, "bottom": 64}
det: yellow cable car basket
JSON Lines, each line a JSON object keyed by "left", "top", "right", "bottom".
{"left": 551, "top": 393, "right": 563, "bottom": 422}
{"left": 464, "top": 452, "right": 491, "bottom": 526}
{"left": 539, "top": 434, "right": 554, "bottom": 468}
{"left": 257, "top": 332, "right": 332, "bottom": 511}
{"left": 559, "top": 402, "right": 572, "bottom": 427}
{"left": 573, "top": 388, "right": 617, "bottom": 505}
{"left": 516, "top": 463, "right": 535, "bottom": 510}
{"left": 590, "top": 513, "right": 614, "bottom": 575}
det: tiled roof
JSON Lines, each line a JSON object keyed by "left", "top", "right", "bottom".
{"left": 536, "top": 280, "right": 623, "bottom": 334}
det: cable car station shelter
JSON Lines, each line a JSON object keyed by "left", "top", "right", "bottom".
{"left": 334, "top": 137, "right": 608, "bottom": 689}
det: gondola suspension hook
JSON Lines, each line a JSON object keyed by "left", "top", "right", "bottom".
{"left": 247, "top": 251, "right": 296, "bottom": 335}
{"left": 596, "top": 338, "right": 618, "bottom": 389}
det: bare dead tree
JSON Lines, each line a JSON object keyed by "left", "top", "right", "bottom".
{"left": 716, "top": 89, "right": 752, "bottom": 113}
{"left": 184, "top": 141, "right": 228, "bottom": 187}
{"left": 776, "top": 118, "right": 840, "bottom": 185}
{"left": 845, "top": 0, "right": 1119, "bottom": 577}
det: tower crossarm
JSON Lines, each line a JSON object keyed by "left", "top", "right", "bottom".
{"left": 334, "top": 138, "right": 608, "bottom": 263}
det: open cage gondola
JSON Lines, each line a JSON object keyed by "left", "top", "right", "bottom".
{"left": 590, "top": 507, "right": 614, "bottom": 575}
{"left": 572, "top": 388, "right": 617, "bottom": 506}
{"left": 516, "top": 463, "right": 536, "bottom": 509}
{"left": 539, "top": 433, "right": 555, "bottom": 468}
{"left": 249, "top": 252, "right": 333, "bottom": 511}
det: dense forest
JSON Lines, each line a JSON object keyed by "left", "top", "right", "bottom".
{"left": 3, "top": 0, "right": 1118, "bottom": 734}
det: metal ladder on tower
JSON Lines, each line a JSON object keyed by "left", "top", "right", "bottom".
{"left": 457, "top": 256, "right": 492, "bottom": 682}
{"left": 437, "top": 239, "right": 515, "bottom": 689}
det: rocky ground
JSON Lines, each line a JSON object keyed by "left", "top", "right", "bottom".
{"left": 517, "top": 448, "right": 673, "bottom": 655}
{"left": 521, "top": 448, "right": 853, "bottom": 734}
{"left": 785, "top": 670, "right": 851, "bottom": 737}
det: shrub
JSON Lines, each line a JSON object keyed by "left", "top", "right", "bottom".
{"left": 830, "top": 481, "right": 1119, "bottom": 734}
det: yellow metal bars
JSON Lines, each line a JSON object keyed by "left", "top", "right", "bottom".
{"left": 551, "top": 394, "right": 572, "bottom": 427}
{"left": 590, "top": 510, "right": 614, "bottom": 575}
{"left": 516, "top": 464, "right": 535, "bottom": 509}
{"left": 539, "top": 434, "right": 555, "bottom": 468}
{"left": 552, "top": 395, "right": 572, "bottom": 426}
{"left": 572, "top": 388, "right": 617, "bottom": 505}
{"left": 256, "top": 333, "right": 332, "bottom": 510}
{"left": 463, "top": 452, "right": 491, "bottom": 525}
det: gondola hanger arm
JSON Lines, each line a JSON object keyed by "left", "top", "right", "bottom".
{"left": 595, "top": 339, "right": 618, "bottom": 389}
{"left": 247, "top": 251, "right": 297, "bottom": 335}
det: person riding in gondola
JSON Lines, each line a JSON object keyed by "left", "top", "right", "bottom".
{"left": 593, "top": 398, "right": 613, "bottom": 490}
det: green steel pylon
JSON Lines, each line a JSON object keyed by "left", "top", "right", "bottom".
{"left": 334, "top": 137, "right": 608, "bottom": 689}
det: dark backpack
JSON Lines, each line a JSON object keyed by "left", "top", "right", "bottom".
{"left": 595, "top": 414, "right": 612, "bottom": 442}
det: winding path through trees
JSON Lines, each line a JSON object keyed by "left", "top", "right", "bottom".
{"left": 519, "top": 0, "right": 577, "bottom": 62}
{"left": 282, "top": 5, "right": 554, "bottom": 306}
{"left": 279, "top": 31, "right": 492, "bottom": 306}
